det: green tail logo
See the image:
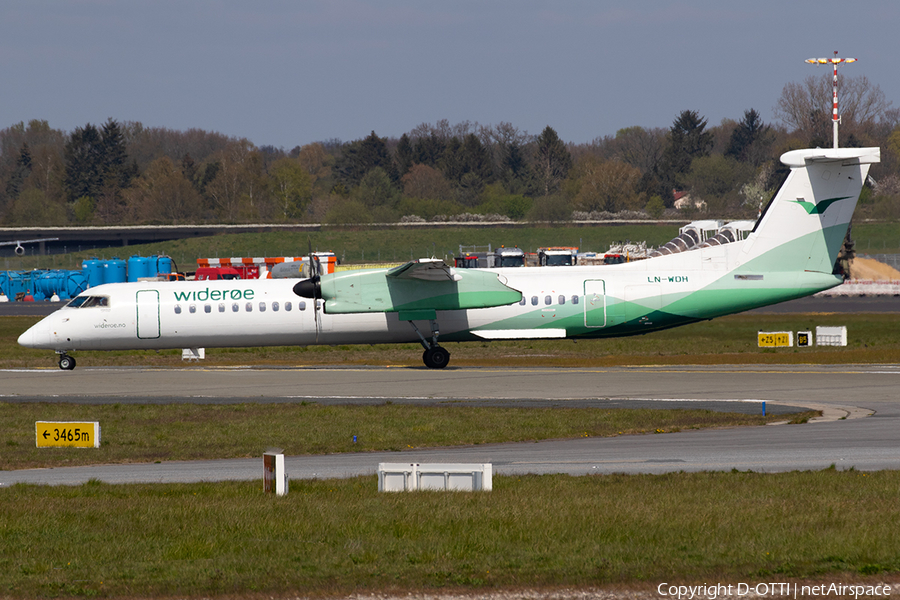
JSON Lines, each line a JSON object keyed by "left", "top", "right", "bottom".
{"left": 791, "top": 196, "right": 849, "bottom": 215}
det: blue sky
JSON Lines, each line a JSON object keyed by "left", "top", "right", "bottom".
{"left": 2, "top": 1, "right": 898, "bottom": 149}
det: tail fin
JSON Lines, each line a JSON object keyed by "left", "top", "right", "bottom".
{"left": 739, "top": 147, "right": 880, "bottom": 274}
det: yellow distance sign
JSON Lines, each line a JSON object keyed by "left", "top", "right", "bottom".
{"left": 758, "top": 331, "right": 794, "bottom": 348}
{"left": 36, "top": 422, "right": 100, "bottom": 448}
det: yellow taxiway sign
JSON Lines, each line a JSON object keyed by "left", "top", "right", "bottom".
{"left": 36, "top": 422, "right": 100, "bottom": 448}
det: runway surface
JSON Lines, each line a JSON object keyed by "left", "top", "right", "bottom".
{"left": 2, "top": 364, "right": 898, "bottom": 486}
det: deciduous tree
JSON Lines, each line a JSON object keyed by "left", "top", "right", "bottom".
{"left": 566, "top": 155, "right": 642, "bottom": 213}
{"left": 127, "top": 157, "right": 203, "bottom": 223}
{"left": 401, "top": 164, "right": 454, "bottom": 201}
{"left": 270, "top": 158, "right": 313, "bottom": 220}
{"left": 775, "top": 74, "right": 893, "bottom": 146}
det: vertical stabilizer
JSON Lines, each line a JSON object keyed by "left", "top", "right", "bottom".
{"left": 738, "top": 147, "right": 879, "bottom": 274}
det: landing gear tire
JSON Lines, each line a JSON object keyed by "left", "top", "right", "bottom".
{"left": 422, "top": 346, "right": 450, "bottom": 369}
{"left": 58, "top": 355, "right": 76, "bottom": 371}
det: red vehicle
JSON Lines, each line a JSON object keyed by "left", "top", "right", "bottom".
{"left": 194, "top": 266, "right": 244, "bottom": 280}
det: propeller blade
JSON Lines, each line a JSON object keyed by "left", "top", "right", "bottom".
{"left": 308, "top": 237, "right": 320, "bottom": 342}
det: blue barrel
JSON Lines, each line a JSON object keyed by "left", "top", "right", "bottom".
{"left": 154, "top": 255, "right": 173, "bottom": 276}
{"left": 103, "top": 257, "right": 127, "bottom": 284}
{"left": 82, "top": 258, "right": 103, "bottom": 288}
{"left": 127, "top": 255, "right": 151, "bottom": 282}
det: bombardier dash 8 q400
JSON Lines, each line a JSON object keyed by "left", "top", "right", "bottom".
{"left": 19, "top": 147, "right": 879, "bottom": 370}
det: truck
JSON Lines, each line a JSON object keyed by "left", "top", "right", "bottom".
{"left": 491, "top": 246, "right": 525, "bottom": 267}
{"left": 537, "top": 247, "right": 578, "bottom": 266}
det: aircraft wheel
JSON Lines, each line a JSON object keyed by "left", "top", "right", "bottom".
{"left": 58, "top": 355, "right": 76, "bottom": 371}
{"left": 422, "top": 346, "right": 450, "bottom": 369}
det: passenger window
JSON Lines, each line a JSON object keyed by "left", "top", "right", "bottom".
{"left": 519, "top": 297, "right": 526, "bottom": 306}
{"left": 285, "top": 301, "right": 292, "bottom": 312}
{"left": 189, "top": 304, "right": 196, "bottom": 314}
{"left": 531, "top": 296, "right": 538, "bottom": 306}
{"left": 219, "top": 303, "right": 225, "bottom": 312}
{"left": 272, "top": 302, "right": 279, "bottom": 312}
{"left": 259, "top": 302, "right": 266, "bottom": 312}
{"left": 232, "top": 302, "right": 239, "bottom": 312}
{"left": 544, "top": 295, "right": 552, "bottom": 305}
{"left": 559, "top": 295, "right": 566, "bottom": 305}
{"left": 572, "top": 295, "right": 579, "bottom": 304}
{"left": 204, "top": 304, "right": 211, "bottom": 313}
{"left": 174, "top": 305, "right": 182, "bottom": 314}
{"left": 299, "top": 301, "right": 306, "bottom": 311}
{"left": 245, "top": 302, "right": 253, "bottom": 312}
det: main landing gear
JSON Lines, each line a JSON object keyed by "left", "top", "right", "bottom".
{"left": 409, "top": 319, "right": 450, "bottom": 369}
{"left": 57, "top": 352, "right": 76, "bottom": 371}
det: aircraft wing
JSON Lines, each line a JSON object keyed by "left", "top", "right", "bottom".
{"left": 319, "top": 260, "right": 521, "bottom": 315}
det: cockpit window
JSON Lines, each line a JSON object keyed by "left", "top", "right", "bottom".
{"left": 66, "top": 295, "right": 109, "bottom": 308}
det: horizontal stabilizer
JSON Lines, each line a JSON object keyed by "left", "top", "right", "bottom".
{"left": 781, "top": 147, "right": 880, "bottom": 167}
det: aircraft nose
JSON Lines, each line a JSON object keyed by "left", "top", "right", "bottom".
{"left": 18, "top": 321, "right": 50, "bottom": 348}
{"left": 18, "top": 327, "right": 35, "bottom": 348}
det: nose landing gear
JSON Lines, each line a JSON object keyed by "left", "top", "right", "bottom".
{"left": 57, "top": 352, "right": 76, "bottom": 370}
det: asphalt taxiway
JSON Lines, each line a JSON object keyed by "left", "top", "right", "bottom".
{"left": 2, "top": 364, "right": 898, "bottom": 486}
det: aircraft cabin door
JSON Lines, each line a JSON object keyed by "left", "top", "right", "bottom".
{"left": 583, "top": 279, "right": 606, "bottom": 328}
{"left": 136, "top": 290, "right": 161, "bottom": 339}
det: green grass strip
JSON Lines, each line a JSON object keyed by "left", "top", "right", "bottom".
{"left": 0, "top": 403, "right": 809, "bottom": 470}
{"left": 1, "top": 470, "right": 898, "bottom": 597}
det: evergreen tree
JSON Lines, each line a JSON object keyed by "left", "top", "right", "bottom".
{"left": 395, "top": 133, "right": 414, "bottom": 179}
{"left": 534, "top": 126, "right": 572, "bottom": 195}
{"left": 439, "top": 137, "right": 465, "bottom": 183}
{"left": 64, "top": 119, "right": 137, "bottom": 203}
{"left": 100, "top": 118, "right": 137, "bottom": 189}
{"left": 65, "top": 123, "right": 104, "bottom": 201}
{"left": 413, "top": 133, "right": 446, "bottom": 168}
{"left": 460, "top": 133, "right": 491, "bottom": 182}
{"left": 5, "top": 143, "right": 32, "bottom": 199}
{"left": 334, "top": 131, "right": 394, "bottom": 189}
{"left": 726, "top": 109, "right": 770, "bottom": 165}
{"left": 660, "top": 110, "right": 713, "bottom": 203}
{"left": 664, "top": 110, "right": 713, "bottom": 177}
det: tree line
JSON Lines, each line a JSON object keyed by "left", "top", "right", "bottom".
{"left": 2, "top": 73, "right": 899, "bottom": 227}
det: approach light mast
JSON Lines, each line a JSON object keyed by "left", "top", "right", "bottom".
{"left": 805, "top": 51, "right": 857, "bottom": 149}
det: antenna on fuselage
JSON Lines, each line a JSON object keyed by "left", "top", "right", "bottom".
{"left": 805, "top": 51, "right": 857, "bottom": 149}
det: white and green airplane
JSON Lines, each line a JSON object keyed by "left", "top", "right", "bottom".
{"left": 19, "top": 146, "right": 879, "bottom": 370}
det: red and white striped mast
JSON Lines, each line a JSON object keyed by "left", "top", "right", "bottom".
{"left": 805, "top": 51, "right": 857, "bottom": 148}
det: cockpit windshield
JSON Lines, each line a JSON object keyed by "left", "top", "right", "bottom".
{"left": 66, "top": 295, "right": 109, "bottom": 308}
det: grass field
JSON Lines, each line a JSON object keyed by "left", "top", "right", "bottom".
{"left": 2, "top": 471, "right": 899, "bottom": 598}
{"left": 0, "top": 402, "right": 814, "bottom": 471}
{"left": 2, "top": 296, "right": 898, "bottom": 597}
{"left": 5, "top": 221, "right": 900, "bottom": 271}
